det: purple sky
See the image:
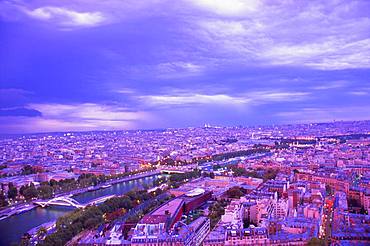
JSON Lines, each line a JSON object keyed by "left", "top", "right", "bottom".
{"left": 0, "top": 0, "right": 370, "bottom": 133}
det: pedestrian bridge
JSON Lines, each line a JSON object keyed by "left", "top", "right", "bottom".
{"left": 35, "top": 196, "right": 84, "bottom": 208}
{"left": 35, "top": 194, "right": 116, "bottom": 209}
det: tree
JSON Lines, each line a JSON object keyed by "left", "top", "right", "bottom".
{"left": 21, "top": 165, "right": 37, "bottom": 175}
{"left": 208, "top": 201, "right": 226, "bottom": 228}
{"left": 23, "top": 184, "right": 38, "bottom": 200}
{"left": 49, "top": 179, "right": 58, "bottom": 187}
{"left": 262, "top": 168, "right": 279, "bottom": 181}
{"left": 153, "top": 177, "right": 167, "bottom": 186}
{"left": 243, "top": 218, "right": 257, "bottom": 228}
{"left": 308, "top": 237, "right": 325, "bottom": 246}
{"left": 36, "top": 226, "right": 47, "bottom": 239}
{"left": 359, "top": 206, "right": 367, "bottom": 215}
{"left": 84, "top": 217, "right": 102, "bottom": 229}
{"left": 41, "top": 187, "right": 164, "bottom": 246}
{"left": 19, "top": 185, "right": 27, "bottom": 196}
{"left": 230, "top": 166, "right": 248, "bottom": 176}
{"left": 226, "top": 187, "right": 245, "bottom": 199}
{"left": 213, "top": 164, "right": 222, "bottom": 170}
{"left": 7, "top": 182, "right": 18, "bottom": 200}
{"left": 0, "top": 192, "right": 8, "bottom": 207}
{"left": 37, "top": 185, "right": 53, "bottom": 199}
{"left": 326, "top": 185, "right": 332, "bottom": 196}
{"left": 20, "top": 233, "right": 31, "bottom": 246}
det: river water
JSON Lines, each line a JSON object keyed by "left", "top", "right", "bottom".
{"left": 0, "top": 175, "right": 159, "bottom": 246}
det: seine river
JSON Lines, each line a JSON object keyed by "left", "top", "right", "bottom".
{"left": 0, "top": 175, "right": 159, "bottom": 246}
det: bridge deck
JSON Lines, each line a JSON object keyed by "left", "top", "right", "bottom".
{"left": 35, "top": 194, "right": 116, "bottom": 208}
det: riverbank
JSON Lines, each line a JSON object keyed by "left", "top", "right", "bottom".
{"left": 0, "top": 203, "right": 37, "bottom": 221}
{"left": 49, "top": 169, "right": 160, "bottom": 198}
{"left": 28, "top": 220, "right": 56, "bottom": 245}
{"left": 0, "top": 170, "right": 160, "bottom": 221}
{"left": 0, "top": 174, "right": 160, "bottom": 246}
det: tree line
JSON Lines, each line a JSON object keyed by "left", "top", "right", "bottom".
{"left": 0, "top": 167, "right": 156, "bottom": 207}
{"left": 208, "top": 199, "right": 229, "bottom": 228}
{"left": 230, "top": 165, "right": 279, "bottom": 181}
{"left": 32, "top": 189, "right": 165, "bottom": 246}
{"left": 156, "top": 148, "right": 270, "bottom": 167}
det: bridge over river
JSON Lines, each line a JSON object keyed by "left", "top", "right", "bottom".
{"left": 0, "top": 173, "right": 159, "bottom": 246}
{"left": 34, "top": 194, "right": 116, "bottom": 208}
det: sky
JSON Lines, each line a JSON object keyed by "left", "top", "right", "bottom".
{"left": 0, "top": 0, "right": 370, "bottom": 133}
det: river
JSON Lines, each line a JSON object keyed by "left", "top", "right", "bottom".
{"left": 0, "top": 175, "right": 159, "bottom": 246}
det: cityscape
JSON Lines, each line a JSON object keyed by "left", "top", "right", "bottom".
{"left": 0, "top": 121, "right": 369, "bottom": 245}
{"left": 1, "top": 0, "right": 370, "bottom": 245}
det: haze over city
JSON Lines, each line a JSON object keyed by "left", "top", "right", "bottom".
{"left": 1, "top": 0, "right": 370, "bottom": 133}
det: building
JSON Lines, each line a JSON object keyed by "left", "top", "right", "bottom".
{"left": 131, "top": 189, "right": 212, "bottom": 245}
{"left": 131, "top": 216, "right": 210, "bottom": 246}
{"left": 180, "top": 188, "right": 213, "bottom": 214}
{"left": 224, "top": 227, "right": 269, "bottom": 245}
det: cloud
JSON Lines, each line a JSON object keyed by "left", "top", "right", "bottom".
{"left": 189, "top": 0, "right": 261, "bottom": 16}
{"left": 262, "top": 38, "right": 370, "bottom": 70}
{"left": 0, "top": 107, "right": 42, "bottom": 117}
{"left": 199, "top": 20, "right": 250, "bottom": 37}
{"left": 311, "top": 80, "right": 348, "bottom": 90}
{"left": 0, "top": 0, "right": 369, "bottom": 133}
{"left": 156, "top": 62, "right": 204, "bottom": 78}
{"left": 158, "top": 62, "right": 203, "bottom": 73}
{"left": 0, "top": 88, "right": 34, "bottom": 107}
{"left": 116, "top": 88, "right": 136, "bottom": 94}
{"left": 248, "top": 91, "right": 310, "bottom": 103}
{"left": 0, "top": 117, "right": 128, "bottom": 133}
{"left": 188, "top": 0, "right": 370, "bottom": 70}
{"left": 0, "top": 88, "right": 33, "bottom": 99}
{"left": 139, "top": 90, "right": 309, "bottom": 108}
{"left": 139, "top": 94, "right": 251, "bottom": 106}
{"left": 29, "top": 103, "right": 150, "bottom": 121}
{"left": 349, "top": 91, "right": 368, "bottom": 96}
{"left": 0, "top": 103, "right": 156, "bottom": 133}
{"left": 3, "top": 0, "right": 369, "bottom": 69}
{"left": 23, "top": 6, "right": 106, "bottom": 27}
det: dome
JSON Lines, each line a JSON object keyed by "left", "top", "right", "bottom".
{"left": 186, "top": 188, "right": 205, "bottom": 197}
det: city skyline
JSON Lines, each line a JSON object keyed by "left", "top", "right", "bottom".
{"left": 1, "top": 119, "right": 369, "bottom": 245}
{"left": 1, "top": 0, "right": 370, "bottom": 133}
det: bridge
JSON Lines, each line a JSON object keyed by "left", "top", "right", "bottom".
{"left": 160, "top": 169, "right": 186, "bottom": 174}
{"left": 158, "top": 164, "right": 197, "bottom": 174}
{"left": 35, "top": 194, "right": 116, "bottom": 209}
{"left": 35, "top": 196, "right": 84, "bottom": 208}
